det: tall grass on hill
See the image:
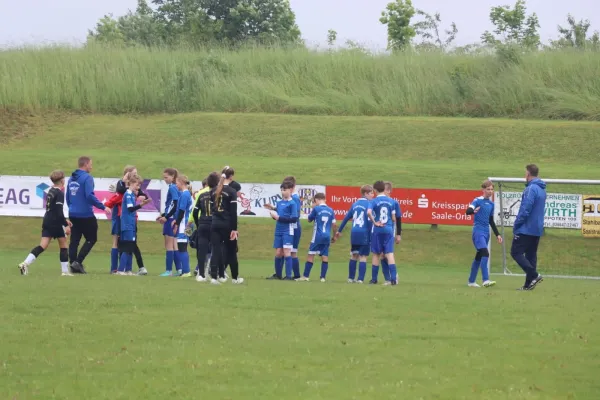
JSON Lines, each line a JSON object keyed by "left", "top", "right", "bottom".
{"left": 1, "top": 44, "right": 600, "bottom": 119}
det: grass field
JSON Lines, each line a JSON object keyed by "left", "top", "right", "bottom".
{"left": 1, "top": 45, "right": 600, "bottom": 119}
{"left": 1, "top": 110, "right": 600, "bottom": 398}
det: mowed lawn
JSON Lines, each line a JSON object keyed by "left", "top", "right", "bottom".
{"left": 1, "top": 112, "right": 599, "bottom": 399}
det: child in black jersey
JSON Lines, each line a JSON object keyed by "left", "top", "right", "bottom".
{"left": 208, "top": 166, "right": 242, "bottom": 284}
{"left": 18, "top": 171, "right": 73, "bottom": 276}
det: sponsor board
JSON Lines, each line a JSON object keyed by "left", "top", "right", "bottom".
{"left": 582, "top": 195, "right": 600, "bottom": 237}
{"left": 326, "top": 186, "right": 481, "bottom": 226}
{"left": 494, "top": 191, "right": 582, "bottom": 229}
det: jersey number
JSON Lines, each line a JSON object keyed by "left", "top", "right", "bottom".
{"left": 380, "top": 207, "right": 388, "bottom": 224}
{"left": 353, "top": 210, "right": 364, "bottom": 228}
{"left": 321, "top": 216, "right": 329, "bottom": 232}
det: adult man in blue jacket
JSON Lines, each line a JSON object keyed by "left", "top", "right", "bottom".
{"left": 66, "top": 156, "right": 111, "bottom": 274}
{"left": 511, "top": 164, "right": 546, "bottom": 290}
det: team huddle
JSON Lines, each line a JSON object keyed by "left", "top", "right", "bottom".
{"left": 17, "top": 156, "right": 529, "bottom": 289}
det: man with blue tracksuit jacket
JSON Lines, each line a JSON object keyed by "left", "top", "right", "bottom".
{"left": 511, "top": 164, "right": 546, "bottom": 290}
{"left": 66, "top": 156, "right": 111, "bottom": 274}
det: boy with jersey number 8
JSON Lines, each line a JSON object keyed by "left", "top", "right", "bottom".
{"left": 367, "top": 181, "right": 400, "bottom": 286}
{"left": 465, "top": 180, "right": 502, "bottom": 288}
{"left": 296, "top": 193, "right": 337, "bottom": 282}
{"left": 268, "top": 181, "right": 299, "bottom": 280}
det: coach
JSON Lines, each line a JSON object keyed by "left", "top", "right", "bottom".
{"left": 66, "top": 156, "right": 110, "bottom": 274}
{"left": 510, "top": 164, "right": 546, "bottom": 290}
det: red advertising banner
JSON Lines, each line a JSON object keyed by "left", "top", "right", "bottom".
{"left": 326, "top": 186, "right": 482, "bottom": 226}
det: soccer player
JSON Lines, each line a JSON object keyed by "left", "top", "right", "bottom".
{"left": 189, "top": 178, "right": 210, "bottom": 277}
{"left": 105, "top": 166, "right": 135, "bottom": 274}
{"left": 117, "top": 174, "right": 150, "bottom": 275}
{"left": 171, "top": 175, "right": 194, "bottom": 277}
{"left": 67, "top": 156, "right": 111, "bottom": 274}
{"left": 466, "top": 180, "right": 502, "bottom": 287}
{"left": 378, "top": 181, "right": 402, "bottom": 284}
{"left": 221, "top": 166, "right": 239, "bottom": 279}
{"left": 208, "top": 167, "right": 242, "bottom": 284}
{"left": 189, "top": 173, "right": 219, "bottom": 282}
{"left": 335, "top": 184, "right": 374, "bottom": 283}
{"left": 367, "top": 181, "right": 400, "bottom": 286}
{"left": 267, "top": 180, "right": 298, "bottom": 280}
{"left": 18, "top": 171, "right": 73, "bottom": 276}
{"left": 157, "top": 168, "right": 180, "bottom": 276}
{"left": 296, "top": 193, "right": 336, "bottom": 282}
{"left": 286, "top": 176, "right": 303, "bottom": 279}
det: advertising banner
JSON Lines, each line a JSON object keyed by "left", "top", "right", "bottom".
{"left": 582, "top": 195, "right": 600, "bottom": 237}
{"left": 494, "top": 191, "right": 582, "bottom": 229}
{"left": 326, "top": 186, "right": 481, "bottom": 226}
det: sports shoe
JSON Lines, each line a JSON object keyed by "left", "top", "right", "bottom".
{"left": 468, "top": 282, "right": 481, "bottom": 288}
{"left": 210, "top": 279, "right": 221, "bottom": 285}
{"left": 482, "top": 280, "right": 496, "bottom": 288}
{"left": 528, "top": 274, "right": 544, "bottom": 290}
{"left": 137, "top": 267, "right": 148, "bottom": 276}
{"left": 196, "top": 275, "right": 207, "bottom": 282}
{"left": 179, "top": 272, "right": 192, "bottom": 278}
{"left": 266, "top": 274, "right": 282, "bottom": 280}
{"left": 320, "top": 278, "right": 326, "bottom": 282}
{"left": 232, "top": 278, "right": 244, "bottom": 284}
{"left": 159, "top": 271, "right": 172, "bottom": 277}
{"left": 218, "top": 277, "right": 228, "bottom": 283}
{"left": 61, "top": 272, "right": 74, "bottom": 276}
{"left": 18, "top": 262, "right": 29, "bottom": 275}
{"left": 295, "top": 276, "right": 309, "bottom": 282}
{"left": 347, "top": 279, "right": 355, "bottom": 283}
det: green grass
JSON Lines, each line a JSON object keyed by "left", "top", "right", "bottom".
{"left": 1, "top": 106, "right": 599, "bottom": 398}
{"left": 1, "top": 45, "right": 600, "bottom": 119}
{"left": 1, "top": 112, "right": 600, "bottom": 191}
{"left": 2, "top": 248, "right": 599, "bottom": 400}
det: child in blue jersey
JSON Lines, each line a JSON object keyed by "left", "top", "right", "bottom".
{"left": 367, "top": 181, "right": 401, "bottom": 286}
{"left": 118, "top": 174, "right": 150, "bottom": 275}
{"left": 377, "top": 181, "right": 403, "bottom": 284}
{"left": 268, "top": 181, "right": 299, "bottom": 280}
{"left": 296, "top": 193, "right": 337, "bottom": 282}
{"left": 171, "top": 175, "right": 194, "bottom": 277}
{"left": 157, "top": 168, "right": 180, "bottom": 276}
{"left": 465, "top": 180, "right": 502, "bottom": 288}
{"left": 286, "top": 176, "right": 303, "bottom": 279}
{"left": 335, "top": 185, "right": 374, "bottom": 283}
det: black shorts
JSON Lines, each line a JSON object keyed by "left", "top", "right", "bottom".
{"left": 118, "top": 240, "right": 136, "bottom": 253}
{"left": 42, "top": 226, "right": 65, "bottom": 239}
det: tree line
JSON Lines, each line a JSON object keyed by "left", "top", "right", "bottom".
{"left": 88, "top": 0, "right": 599, "bottom": 52}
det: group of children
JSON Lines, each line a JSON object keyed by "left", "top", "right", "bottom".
{"left": 17, "top": 166, "right": 501, "bottom": 288}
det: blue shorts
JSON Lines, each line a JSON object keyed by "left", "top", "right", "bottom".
{"left": 121, "top": 229, "right": 136, "bottom": 242}
{"left": 472, "top": 230, "right": 490, "bottom": 250}
{"left": 273, "top": 233, "right": 294, "bottom": 249}
{"left": 162, "top": 217, "right": 176, "bottom": 237}
{"left": 351, "top": 244, "right": 370, "bottom": 256}
{"left": 111, "top": 218, "right": 121, "bottom": 236}
{"left": 371, "top": 232, "right": 394, "bottom": 255}
{"left": 292, "top": 226, "right": 302, "bottom": 252}
{"left": 309, "top": 242, "right": 330, "bottom": 257}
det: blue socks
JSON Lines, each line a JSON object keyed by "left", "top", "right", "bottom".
{"left": 179, "top": 251, "right": 190, "bottom": 274}
{"left": 304, "top": 261, "right": 314, "bottom": 277}
{"left": 165, "top": 250, "right": 174, "bottom": 272}
{"left": 284, "top": 256, "right": 293, "bottom": 278}
{"left": 389, "top": 263, "right": 397, "bottom": 282}
{"left": 274, "top": 257, "right": 283, "bottom": 277}
{"left": 292, "top": 256, "right": 300, "bottom": 278}
{"left": 348, "top": 259, "right": 357, "bottom": 280}
{"left": 481, "top": 257, "right": 489, "bottom": 281}
{"left": 320, "top": 262, "right": 329, "bottom": 279}
{"left": 381, "top": 258, "right": 390, "bottom": 281}
{"left": 118, "top": 253, "right": 133, "bottom": 272}
{"left": 371, "top": 265, "right": 379, "bottom": 282}
{"left": 469, "top": 259, "right": 480, "bottom": 283}
{"left": 358, "top": 262, "right": 367, "bottom": 281}
{"left": 173, "top": 252, "right": 182, "bottom": 273}
{"left": 110, "top": 248, "right": 118, "bottom": 272}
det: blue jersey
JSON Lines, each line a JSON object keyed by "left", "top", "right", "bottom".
{"left": 275, "top": 198, "right": 298, "bottom": 235}
{"left": 120, "top": 190, "right": 138, "bottom": 232}
{"left": 178, "top": 190, "right": 193, "bottom": 223}
{"left": 368, "top": 195, "right": 396, "bottom": 234}
{"left": 309, "top": 204, "right": 336, "bottom": 244}
{"left": 338, "top": 198, "right": 372, "bottom": 245}
{"left": 469, "top": 196, "right": 495, "bottom": 232}
{"left": 164, "top": 183, "right": 180, "bottom": 216}
{"left": 292, "top": 193, "right": 302, "bottom": 230}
